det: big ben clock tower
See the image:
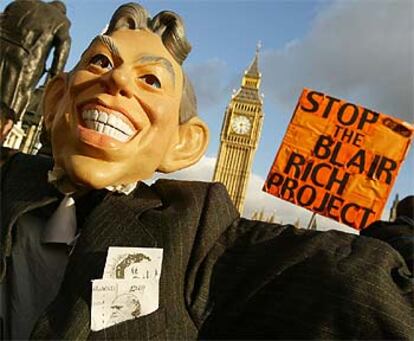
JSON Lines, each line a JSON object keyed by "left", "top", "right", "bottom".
{"left": 213, "top": 45, "right": 264, "bottom": 214}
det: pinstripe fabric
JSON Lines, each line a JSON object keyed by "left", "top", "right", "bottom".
{"left": 200, "top": 219, "right": 414, "bottom": 339}
{"left": 1, "top": 154, "right": 413, "bottom": 339}
{"left": 0, "top": 154, "right": 61, "bottom": 281}
{"left": 361, "top": 219, "right": 414, "bottom": 271}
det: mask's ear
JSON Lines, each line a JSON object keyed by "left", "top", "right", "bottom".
{"left": 158, "top": 117, "right": 209, "bottom": 173}
{"left": 42, "top": 73, "right": 67, "bottom": 133}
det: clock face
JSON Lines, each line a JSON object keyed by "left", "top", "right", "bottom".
{"left": 231, "top": 115, "right": 252, "bottom": 135}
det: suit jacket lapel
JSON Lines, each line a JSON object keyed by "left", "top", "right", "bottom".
{"left": 0, "top": 154, "right": 61, "bottom": 280}
{"left": 31, "top": 181, "right": 163, "bottom": 339}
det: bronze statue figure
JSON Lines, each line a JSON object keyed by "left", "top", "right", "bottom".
{"left": 0, "top": 0, "right": 71, "bottom": 139}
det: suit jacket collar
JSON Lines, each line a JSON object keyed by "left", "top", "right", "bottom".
{"left": 109, "top": 181, "right": 162, "bottom": 216}
{"left": 1, "top": 154, "right": 59, "bottom": 279}
{"left": 0, "top": 153, "right": 162, "bottom": 280}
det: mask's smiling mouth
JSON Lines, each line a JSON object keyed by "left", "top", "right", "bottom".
{"left": 78, "top": 104, "right": 137, "bottom": 143}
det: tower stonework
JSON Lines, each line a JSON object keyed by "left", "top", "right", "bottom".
{"left": 213, "top": 48, "right": 264, "bottom": 214}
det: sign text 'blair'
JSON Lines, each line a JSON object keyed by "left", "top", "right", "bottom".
{"left": 263, "top": 88, "right": 413, "bottom": 230}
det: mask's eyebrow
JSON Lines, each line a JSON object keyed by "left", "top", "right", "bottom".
{"left": 81, "top": 35, "right": 121, "bottom": 61}
{"left": 95, "top": 35, "right": 121, "bottom": 59}
{"left": 76, "top": 35, "right": 120, "bottom": 70}
{"left": 136, "top": 55, "right": 176, "bottom": 86}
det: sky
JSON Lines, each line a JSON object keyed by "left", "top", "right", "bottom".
{"left": 2, "top": 0, "right": 413, "bottom": 233}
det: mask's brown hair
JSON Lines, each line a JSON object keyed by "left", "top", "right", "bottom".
{"left": 104, "top": 2, "right": 197, "bottom": 123}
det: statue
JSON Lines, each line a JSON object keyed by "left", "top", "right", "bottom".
{"left": 0, "top": 3, "right": 412, "bottom": 340}
{"left": 0, "top": 0, "right": 71, "bottom": 141}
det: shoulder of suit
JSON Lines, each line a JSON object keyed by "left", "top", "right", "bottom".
{"left": 150, "top": 179, "right": 231, "bottom": 207}
{"left": 149, "top": 179, "right": 239, "bottom": 225}
{"left": 151, "top": 179, "right": 228, "bottom": 199}
{"left": 1, "top": 152, "right": 53, "bottom": 189}
{"left": 238, "top": 217, "right": 403, "bottom": 263}
{"left": 2, "top": 152, "right": 52, "bottom": 174}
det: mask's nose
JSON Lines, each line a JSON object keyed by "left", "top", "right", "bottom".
{"left": 101, "top": 66, "right": 134, "bottom": 98}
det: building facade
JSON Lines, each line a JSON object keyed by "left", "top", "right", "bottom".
{"left": 3, "top": 87, "right": 44, "bottom": 154}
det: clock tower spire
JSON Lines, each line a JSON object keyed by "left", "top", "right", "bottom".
{"left": 212, "top": 46, "right": 264, "bottom": 214}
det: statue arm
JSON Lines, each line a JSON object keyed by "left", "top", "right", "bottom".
{"left": 49, "top": 23, "right": 71, "bottom": 78}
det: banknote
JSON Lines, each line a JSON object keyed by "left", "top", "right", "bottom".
{"left": 91, "top": 247, "right": 163, "bottom": 331}
{"left": 103, "top": 247, "right": 163, "bottom": 280}
{"left": 91, "top": 278, "right": 159, "bottom": 331}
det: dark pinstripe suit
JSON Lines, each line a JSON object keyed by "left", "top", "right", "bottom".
{"left": 1, "top": 154, "right": 413, "bottom": 339}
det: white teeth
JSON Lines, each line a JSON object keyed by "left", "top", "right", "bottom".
{"left": 103, "top": 125, "right": 111, "bottom": 135}
{"left": 97, "top": 123, "right": 104, "bottom": 133}
{"left": 81, "top": 108, "right": 135, "bottom": 142}
{"left": 107, "top": 115, "right": 118, "bottom": 129}
{"left": 114, "top": 130, "right": 121, "bottom": 141}
{"left": 118, "top": 132, "right": 128, "bottom": 142}
{"left": 97, "top": 112, "right": 108, "bottom": 124}
{"left": 85, "top": 120, "right": 94, "bottom": 130}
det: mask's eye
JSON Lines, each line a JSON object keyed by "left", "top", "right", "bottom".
{"left": 139, "top": 74, "right": 161, "bottom": 89}
{"left": 89, "top": 54, "right": 113, "bottom": 70}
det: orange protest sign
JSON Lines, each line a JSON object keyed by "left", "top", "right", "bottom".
{"left": 263, "top": 88, "right": 414, "bottom": 230}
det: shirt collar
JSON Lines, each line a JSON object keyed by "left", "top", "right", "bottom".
{"left": 48, "top": 166, "right": 138, "bottom": 195}
{"left": 42, "top": 195, "right": 78, "bottom": 245}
